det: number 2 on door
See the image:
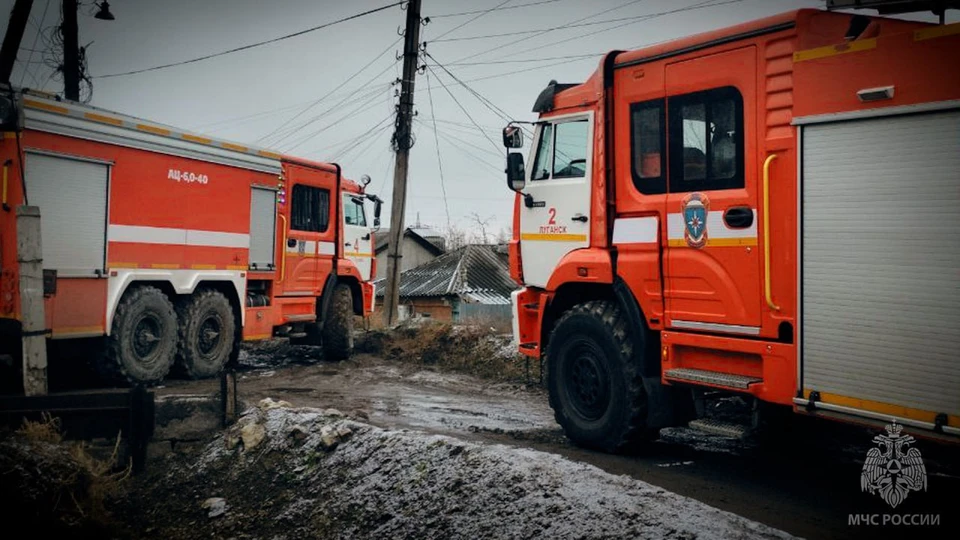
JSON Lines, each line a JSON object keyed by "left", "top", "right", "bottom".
{"left": 547, "top": 207, "right": 556, "bottom": 225}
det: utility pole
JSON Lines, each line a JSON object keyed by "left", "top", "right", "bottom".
{"left": 383, "top": 0, "right": 422, "bottom": 327}
{"left": 62, "top": 0, "right": 79, "bottom": 101}
{"left": 0, "top": 0, "right": 34, "bottom": 84}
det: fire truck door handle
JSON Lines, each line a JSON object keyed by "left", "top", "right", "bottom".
{"left": 723, "top": 207, "right": 753, "bottom": 228}
{"left": 345, "top": 242, "right": 352, "bottom": 248}
{"left": 571, "top": 214, "right": 588, "bottom": 223}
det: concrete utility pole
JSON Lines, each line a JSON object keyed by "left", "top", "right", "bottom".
{"left": 383, "top": 0, "right": 422, "bottom": 327}
{"left": 17, "top": 206, "right": 47, "bottom": 396}
{"left": 62, "top": 0, "right": 80, "bottom": 101}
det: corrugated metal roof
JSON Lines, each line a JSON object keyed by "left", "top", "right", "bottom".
{"left": 374, "top": 244, "right": 517, "bottom": 305}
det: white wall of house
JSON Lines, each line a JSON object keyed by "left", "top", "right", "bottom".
{"left": 375, "top": 235, "right": 440, "bottom": 280}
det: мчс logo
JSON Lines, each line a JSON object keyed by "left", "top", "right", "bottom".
{"left": 681, "top": 192, "right": 709, "bottom": 249}
{"left": 860, "top": 422, "right": 927, "bottom": 509}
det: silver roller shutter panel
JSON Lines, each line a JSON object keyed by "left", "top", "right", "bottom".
{"left": 801, "top": 110, "right": 960, "bottom": 418}
{"left": 249, "top": 187, "right": 277, "bottom": 269}
{"left": 25, "top": 153, "right": 108, "bottom": 276}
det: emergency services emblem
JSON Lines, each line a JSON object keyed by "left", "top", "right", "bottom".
{"left": 860, "top": 422, "right": 927, "bottom": 508}
{"left": 681, "top": 192, "right": 710, "bottom": 249}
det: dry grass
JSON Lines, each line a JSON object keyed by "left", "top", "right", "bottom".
{"left": 356, "top": 322, "right": 532, "bottom": 383}
{"left": 1, "top": 414, "right": 132, "bottom": 534}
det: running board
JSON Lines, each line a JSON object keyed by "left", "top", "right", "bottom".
{"left": 688, "top": 418, "right": 752, "bottom": 439}
{"left": 664, "top": 368, "right": 762, "bottom": 390}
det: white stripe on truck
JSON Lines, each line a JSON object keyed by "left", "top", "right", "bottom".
{"left": 108, "top": 225, "right": 249, "bottom": 249}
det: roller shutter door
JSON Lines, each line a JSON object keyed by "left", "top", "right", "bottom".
{"left": 25, "top": 152, "right": 109, "bottom": 276}
{"left": 801, "top": 110, "right": 960, "bottom": 418}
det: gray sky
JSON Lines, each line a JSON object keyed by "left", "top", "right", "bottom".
{"left": 3, "top": 0, "right": 953, "bottom": 237}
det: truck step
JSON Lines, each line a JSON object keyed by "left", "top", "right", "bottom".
{"left": 664, "top": 368, "right": 761, "bottom": 390}
{"left": 688, "top": 418, "right": 752, "bottom": 439}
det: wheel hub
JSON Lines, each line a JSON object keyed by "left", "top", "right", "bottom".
{"left": 564, "top": 339, "right": 610, "bottom": 421}
{"left": 198, "top": 315, "right": 223, "bottom": 356}
{"left": 133, "top": 314, "right": 162, "bottom": 359}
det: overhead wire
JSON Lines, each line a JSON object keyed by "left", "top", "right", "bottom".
{"left": 19, "top": 0, "right": 53, "bottom": 87}
{"left": 449, "top": 0, "right": 649, "bottom": 63}
{"left": 496, "top": 0, "right": 745, "bottom": 62}
{"left": 259, "top": 38, "right": 401, "bottom": 146}
{"left": 94, "top": 2, "right": 405, "bottom": 79}
{"left": 431, "top": 0, "right": 513, "bottom": 42}
{"left": 430, "top": 0, "right": 564, "bottom": 18}
{"left": 424, "top": 68, "right": 452, "bottom": 230}
{"left": 424, "top": 63, "right": 501, "bottom": 153}
{"left": 284, "top": 91, "right": 394, "bottom": 154}
{"left": 325, "top": 114, "right": 394, "bottom": 160}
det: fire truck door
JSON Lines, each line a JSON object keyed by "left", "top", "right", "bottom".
{"left": 663, "top": 47, "right": 762, "bottom": 333}
{"left": 342, "top": 193, "right": 373, "bottom": 281}
{"left": 518, "top": 113, "right": 593, "bottom": 288}
{"left": 281, "top": 165, "right": 336, "bottom": 296}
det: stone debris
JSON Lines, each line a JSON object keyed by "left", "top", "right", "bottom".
{"left": 201, "top": 497, "right": 227, "bottom": 518}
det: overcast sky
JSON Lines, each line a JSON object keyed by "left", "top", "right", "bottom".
{"left": 3, "top": 0, "right": 954, "bottom": 238}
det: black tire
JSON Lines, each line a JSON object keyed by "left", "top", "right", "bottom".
{"left": 546, "top": 300, "right": 656, "bottom": 453}
{"left": 322, "top": 284, "right": 354, "bottom": 360}
{"left": 176, "top": 289, "right": 236, "bottom": 379}
{"left": 103, "top": 286, "right": 178, "bottom": 386}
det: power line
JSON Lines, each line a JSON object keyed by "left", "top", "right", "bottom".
{"left": 192, "top": 83, "right": 393, "bottom": 133}
{"left": 424, "top": 120, "right": 503, "bottom": 160}
{"left": 415, "top": 118, "right": 503, "bottom": 174}
{"left": 259, "top": 38, "right": 401, "bottom": 146}
{"left": 425, "top": 63, "right": 501, "bottom": 153}
{"left": 325, "top": 114, "right": 394, "bottom": 160}
{"left": 270, "top": 82, "right": 394, "bottom": 149}
{"left": 430, "top": 0, "right": 563, "bottom": 18}
{"left": 19, "top": 0, "right": 53, "bottom": 87}
{"left": 94, "top": 2, "right": 404, "bottom": 79}
{"left": 284, "top": 91, "right": 394, "bottom": 154}
{"left": 497, "top": 0, "right": 744, "bottom": 62}
{"left": 425, "top": 69, "right": 452, "bottom": 230}
{"left": 431, "top": 0, "right": 512, "bottom": 42}
{"left": 446, "top": 53, "right": 602, "bottom": 65}
{"left": 450, "top": 0, "right": 649, "bottom": 63}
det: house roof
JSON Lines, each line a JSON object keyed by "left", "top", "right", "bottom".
{"left": 374, "top": 228, "right": 445, "bottom": 256}
{"left": 374, "top": 244, "right": 517, "bottom": 305}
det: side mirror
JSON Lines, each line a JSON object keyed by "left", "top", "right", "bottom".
{"left": 502, "top": 125, "right": 523, "bottom": 148}
{"left": 506, "top": 152, "right": 525, "bottom": 192}
{"left": 372, "top": 197, "right": 382, "bottom": 228}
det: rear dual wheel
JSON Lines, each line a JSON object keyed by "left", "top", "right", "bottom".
{"left": 103, "top": 287, "right": 235, "bottom": 385}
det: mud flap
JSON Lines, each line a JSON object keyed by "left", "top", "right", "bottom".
{"left": 614, "top": 277, "right": 694, "bottom": 429}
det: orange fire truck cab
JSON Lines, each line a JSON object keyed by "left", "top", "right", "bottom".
{"left": 0, "top": 90, "right": 380, "bottom": 387}
{"left": 502, "top": 9, "right": 960, "bottom": 451}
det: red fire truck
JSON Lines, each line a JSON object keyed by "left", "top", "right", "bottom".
{"left": 502, "top": 9, "right": 959, "bottom": 451}
{"left": 0, "top": 89, "right": 379, "bottom": 387}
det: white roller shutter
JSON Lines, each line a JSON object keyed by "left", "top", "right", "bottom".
{"left": 801, "top": 110, "right": 960, "bottom": 418}
{"left": 249, "top": 187, "right": 277, "bottom": 270}
{"left": 25, "top": 152, "right": 108, "bottom": 276}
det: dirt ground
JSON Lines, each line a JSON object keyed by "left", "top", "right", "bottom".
{"left": 134, "top": 337, "right": 960, "bottom": 540}
{"left": 6, "top": 332, "right": 959, "bottom": 539}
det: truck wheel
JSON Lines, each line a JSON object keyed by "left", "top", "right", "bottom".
{"left": 176, "top": 289, "right": 236, "bottom": 379}
{"left": 546, "top": 300, "right": 656, "bottom": 453}
{"left": 322, "top": 284, "right": 354, "bottom": 360}
{"left": 104, "top": 286, "right": 178, "bottom": 385}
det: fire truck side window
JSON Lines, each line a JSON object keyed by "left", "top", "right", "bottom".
{"left": 552, "top": 120, "right": 589, "bottom": 178}
{"left": 343, "top": 194, "right": 366, "bottom": 227}
{"left": 531, "top": 123, "right": 554, "bottom": 181}
{"left": 629, "top": 100, "right": 666, "bottom": 194}
{"left": 291, "top": 184, "right": 330, "bottom": 233}
{"left": 667, "top": 86, "right": 743, "bottom": 192}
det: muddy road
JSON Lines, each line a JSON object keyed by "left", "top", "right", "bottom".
{"left": 154, "top": 345, "right": 959, "bottom": 540}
